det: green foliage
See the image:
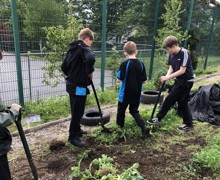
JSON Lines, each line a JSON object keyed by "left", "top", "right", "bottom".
{"left": 106, "top": 46, "right": 121, "bottom": 87}
{"left": 22, "top": 96, "right": 70, "bottom": 123}
{"left": 86, "top": 88, "right": 118, "bottom": 107}
{"left": 153, "top": 0, "right": 187, "bottom": 89}
{"left": 24, "top": 0, "right": 66, "bottom": 40}
{"left": 187, "top": 29, "right": 199, "bottom": 70}
{"left": 68, "top": 154, "right": 144, "bottom": 179}
{"left": 120, "top": 163, "right": 144, "bottom": 180}
{"left": 155, "top": 0, "right": 187, "bottom": 46}
{"left": 193, "top": 145, "right": 220, "bottom": 171}
{"left": 152, "top": 68, "right": 167, "bottom": 90}
{"left": 41, "top": 3, "right": 83, "bottom": 87}
{"left": 93, "top": 126, "right": 127, "bottom": 145}
{"left": 192, "top": 129, "right": 220, "bottom": 172}
{"left": 10, "top": 88, "right": 117, "bottom": 131}
{"left": 142, "top": 80, "right": 155, "bottom": 91}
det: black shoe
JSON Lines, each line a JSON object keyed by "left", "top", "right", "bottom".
{"left": 177, "top": 124, "right": 193, "bottom": 131}
{"left": 148, "top": 118, "right": 160, "bottom": 125}
{"left": 141, "top": 126, "right": 150, "bottom": 139}
{"left": 78, "top": 129, "right": 88, "bottom": 137}
{"left": 68, "top": 137, "right": 85, "bottom": 147}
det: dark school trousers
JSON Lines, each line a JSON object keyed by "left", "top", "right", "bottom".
{"left": 116, "top": 101, "right": 145, "bottom": 129}
{"left": 69, "top": 94, "right": 87, "bottom": 140}
{"left": 157, "top": 80, "right": 194, "bottom": 126}
{"left": 0, "top": 153, "right": 12, "bottom": 180}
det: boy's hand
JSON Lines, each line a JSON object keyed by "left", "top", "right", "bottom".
{"left": 11, "top": 104, "right": 22, "bottom": 111}
{"left": 88, "top": 73, "right": 93, "bottom": 80}
{"left": 160, "top": 76, "right": 168, "bottom": 82}
{"left": 116, "top": 79, "right": 121, "bottom": 83}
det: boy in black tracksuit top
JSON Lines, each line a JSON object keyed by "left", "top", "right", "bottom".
{"left": 116, "top": 41, "right": 149, "bottom": 139}
{"left": 148, "top": 35, "right": 194, "bottom": 131}
{"left": 61, "top": 28, "right": 95, "bottom": 147}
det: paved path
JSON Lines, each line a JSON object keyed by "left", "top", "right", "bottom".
{"left": 0, "top": 53, "right": 113, "bottom": 104}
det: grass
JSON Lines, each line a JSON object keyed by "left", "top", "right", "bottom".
{"left": 8, "top": 87, "right": 118, "bottom": 133}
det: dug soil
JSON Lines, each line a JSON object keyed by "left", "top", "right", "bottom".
{"left": 9, "top": 74, "right": 220, "bottom": 180}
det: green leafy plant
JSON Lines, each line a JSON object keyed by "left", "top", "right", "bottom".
{"left": 68, "top": 154, "right": 144, "bottom": 180}
{"left": 41, "top": 3, "right": 83, "bottom": 87}
{"left": 106, "top": 46, "right": 121, "bottom": 87}
{"left": 120, "top": 163, "right": 144, "bottom": 180}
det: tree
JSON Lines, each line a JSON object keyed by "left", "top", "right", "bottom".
{"left": 41, "top": 4, "right": 83, "bottom": 87}
{"left": 24, "top": 0, "right": 66, "bottom": 51}
{"left": 153, "top": 0, "right": 187, "bottom": 89}
{"left": 156, "top": 0, "right": 187, "bottom": 47}
{"left": 69, "top": 0, "right": 134, "bottom": 42}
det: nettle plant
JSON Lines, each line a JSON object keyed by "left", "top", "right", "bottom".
{"left": 68, "top": 154, "right": 144, "bottom": 180}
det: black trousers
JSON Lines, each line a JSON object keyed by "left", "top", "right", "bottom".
{"left": 157, "top": 80, "right": 194, "bottom": 125}
{"left": 116, "top": 101, "right": 145, "bottom": 129}
{"left": 69, "top": 94, "right": 87, "bottom": 140}
{"left": 0, "top": 153, "right": 11, "bottom": 180}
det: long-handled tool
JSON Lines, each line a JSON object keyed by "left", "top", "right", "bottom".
{"left": 90, "top": 80, "right": 111, "bottom": 133}
{"left": 15, "top": 111, "right": 38, "bottom": 180}
{"left": 147, "top": 81, "right": 165, "bottom": 131}
{"left": 149, "top": 81, "right": 166, "bottom": 121}
{"left": 78, "top": 44, "right": 111, "bottom": 133}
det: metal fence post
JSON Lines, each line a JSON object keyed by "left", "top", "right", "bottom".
{"left": 27, "top": 55, "right": 32, "bottom": 100}
{"left": 101, "top": 0, "right": 107, "bottom": 91}
{"left": 184, "top": 0, "right": 195, "bottom": 47}
{"left": 10, "top": 0, "right": 24, "bottom": 105}
{"left": 149, "top": 0, "right": 160, "bottom": 80}
{"left": 204, "top": 6, "right": 216, "bottom": 70}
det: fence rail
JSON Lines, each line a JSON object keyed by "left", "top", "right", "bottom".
{"left": 0, "top": 52, "right": 113, "bottom": 105}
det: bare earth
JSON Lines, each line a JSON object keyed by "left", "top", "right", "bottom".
{"left": 9, "top": 74, "right": 220, "bottom": 180}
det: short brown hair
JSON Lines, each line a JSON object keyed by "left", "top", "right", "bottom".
{"left": 78, "top": 28, "right": 94, "bottom": 41}
{"left": 123, "top": 41, "right": 137, "bottom": 55}
{"left": 162, "top": 35, "right": 178, "bottom": 48}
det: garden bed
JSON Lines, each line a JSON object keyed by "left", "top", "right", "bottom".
{"left": 8, "top": 73, "right": 220, "bottom": 179}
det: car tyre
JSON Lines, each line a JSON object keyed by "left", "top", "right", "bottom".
{"left": 140, "top": 90, "right": 164, "bottom": 104}
{"left": 80, "top": 108, "right": 110, "bottom": 126}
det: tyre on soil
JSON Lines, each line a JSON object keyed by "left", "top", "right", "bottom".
{"left": 80, "top": 108, "right": 110, "bottom": 126}
{"left": 140, "top": 90, "right": 164, "bottom": 104}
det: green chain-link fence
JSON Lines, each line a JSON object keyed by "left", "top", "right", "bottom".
{"left": 0, "top": 0, "right": 219, "bottom": 105}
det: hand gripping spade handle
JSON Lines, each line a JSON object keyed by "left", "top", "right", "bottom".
{"left": 15, "top": 111, "right": 38, "bottom": 180}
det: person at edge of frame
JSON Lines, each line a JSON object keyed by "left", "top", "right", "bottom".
{"left": 61, "top": 28, "right": 95, "bottom": 147}
{"left": 148, "top": 35, "right": 195, "bottom": 131}
{"left": 116, "top": 41, "right": 150, "bottom": 139}
{"left": 0, "top": 49, "right": 22, "bottom": 180}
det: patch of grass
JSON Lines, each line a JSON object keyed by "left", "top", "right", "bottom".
{"left": 193, "top": 145, "right": 220, "bottom": 171}
{"left": 8, "top": 87, "right": 118, "bottom": 133}
{"left": 191, "top": 123, "right": 220, "bottom": 173}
